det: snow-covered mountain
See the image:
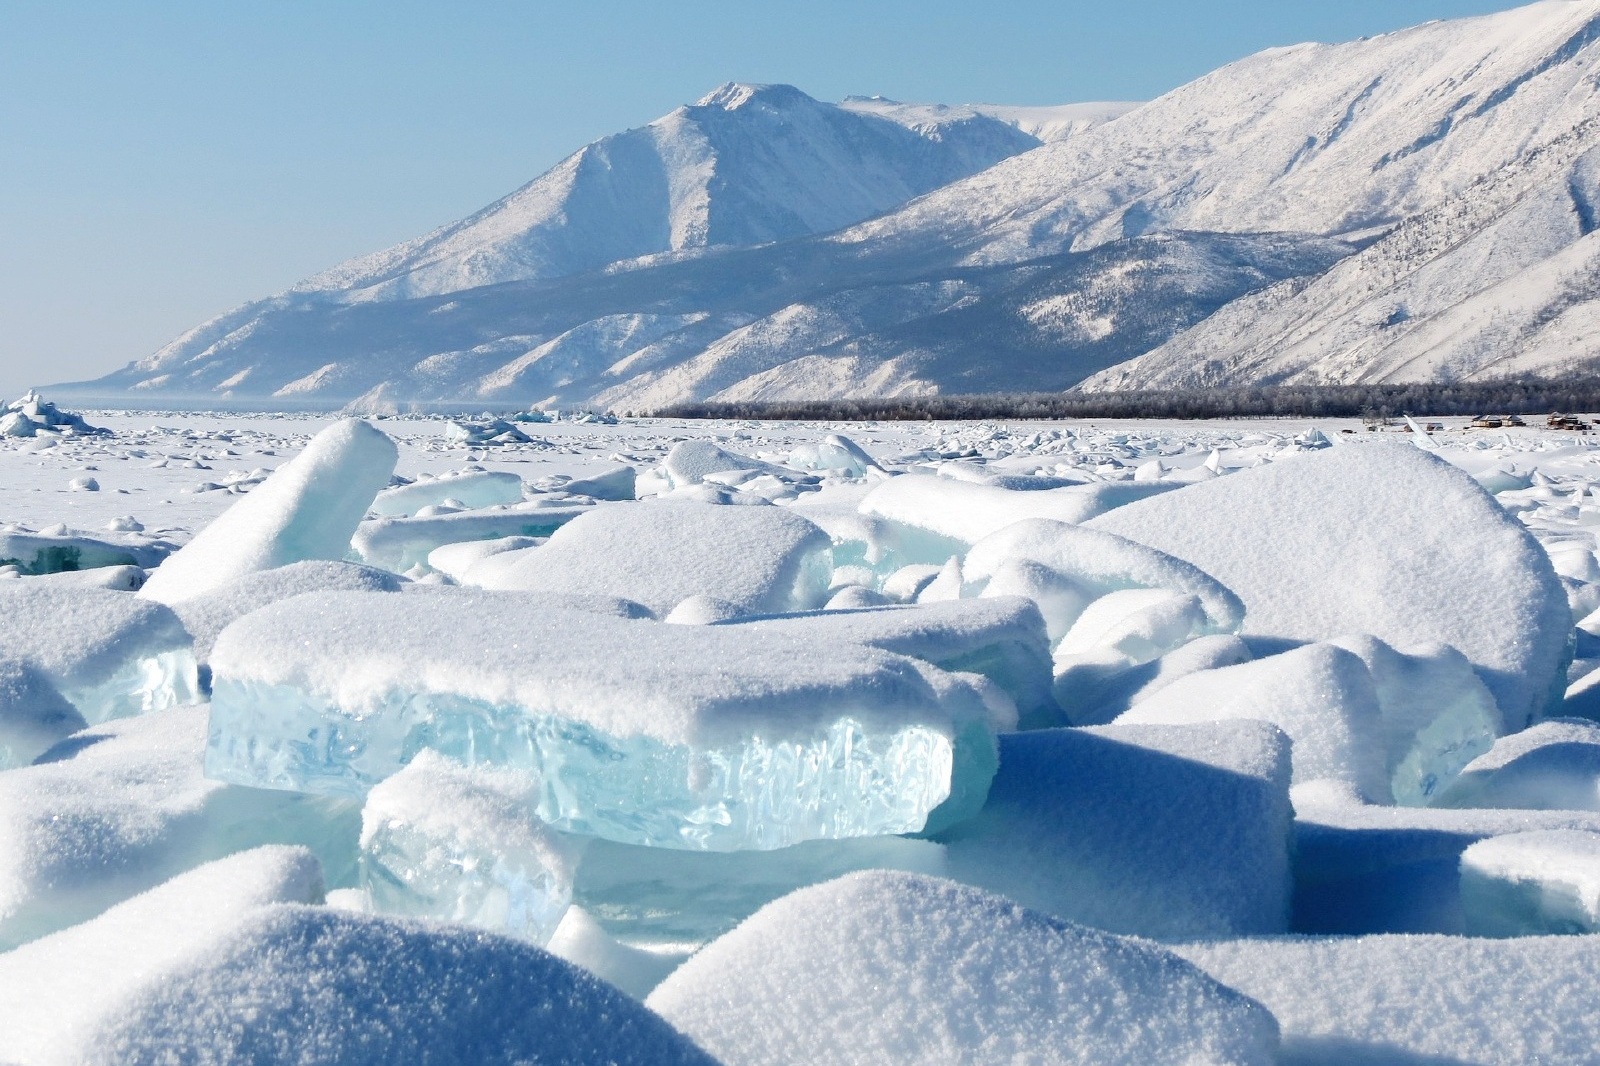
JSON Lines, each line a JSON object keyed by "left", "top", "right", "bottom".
{"left": 65, "top": 1, "right": 1600, "bottom": 406}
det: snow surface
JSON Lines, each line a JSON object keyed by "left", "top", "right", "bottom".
{"left": 648, "top": 871, "right": 1280, "bottom": 1066}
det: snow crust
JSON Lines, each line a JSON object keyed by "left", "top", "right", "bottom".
{"left": 648, "top": 871, "right": 1280, "bottom": 1066}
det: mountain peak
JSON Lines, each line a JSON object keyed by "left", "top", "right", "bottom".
{"left": 693, "top": 82, "right": 813, "bottom": 111}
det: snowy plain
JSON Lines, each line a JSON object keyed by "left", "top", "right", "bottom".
{"left": 6, "top": 398, "right": 1600, "bottom": 1062}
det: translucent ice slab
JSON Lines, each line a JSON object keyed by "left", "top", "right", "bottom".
{"left": 206, "top": 591, "right": 998, "bottom": 850}
{"left": 360, "top": 752, "right": 577, "bottom": 944}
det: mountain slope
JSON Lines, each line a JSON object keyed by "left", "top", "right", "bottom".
{"left": 291, "top": 83, "right": 1041, "bottom": 303}
{"left": 65, "top": 1, "right": 1600, "bottom": 407}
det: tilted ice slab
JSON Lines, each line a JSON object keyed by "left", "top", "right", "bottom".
{"left": 716, "top": 597, "right": 1046, "bottom": 728}
{"left": 0, "top": 585, "right": 199, "bottom": 724}
{"left": 360, "top": 750, "right": 579, "bottom": 945}
{"left": 859, "top": 472, "right": 1180, "bottom": 545}
{"left": 353, "top": 501, "right": 591, "bottom": 573}
{"left": 0, "top": 707, "right": 358, "bottom": 950}
{"left": 76, "top": 904, "right": 720, "bottom": 1066}
{"left": 1089, "top": 443, "right": 1572, "bottom": 732}
{"left": 1120, "top": 643, "right": 1393, "bottom": 802}
{"left": 648, "top": 871, "right": 1280, "bottom": 1066}
{"left": 206, "top": 590, "right": 999, "bottom": 850}
{"left": 965, "top": 518, "right": 1244, "bottom": 645}
{"left": 140, "top": 418, "right": 398, "bottom": 604}
{"left": 935, "top": 722, "right": 1294, "bottom": 938}
{"left": 369, "top": 468, "right": 524, "bottom": 517}
{"left": 0, "top": 846, "right": 325, "bottom": 1066}
{"left": 465, "top": 501, "right": 834, "bottom": 618}
{"left": 1175, "top": 931, "right": 1600, "bottom": 1066}
{"left": 1433, "top": 718, "right": 1600, "bottom": 812}
{"left": 173, "top": 559, "right": 404, "bottom": 663}
{"left": 1460, "top": 829, "right": 1600, "bottom": 936}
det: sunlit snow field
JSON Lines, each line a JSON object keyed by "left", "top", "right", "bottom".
{"left": 6, "top": 403, "right": 1600, "bottom": 1063}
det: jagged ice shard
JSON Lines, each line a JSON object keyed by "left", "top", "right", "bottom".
{"left": 206, "top": 590, "right": 1000, "bottom": 850}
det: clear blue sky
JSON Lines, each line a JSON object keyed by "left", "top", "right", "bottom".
{"left": 0, "top": 0, "right": 1523, "bottom": 395}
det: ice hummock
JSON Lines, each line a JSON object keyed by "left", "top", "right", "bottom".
{"left": 1089, "top": 443, "right": 1572, "bottom": 732}
{"left": 206, "top": 590, "right": 999, "bottom": 850}
{"left": 1433, "top": 718, "right": 1600, "bottom": 811}
{"left": 648, "top": 871, "right": 1280, "bottom": 1066}
{"left": 0, "top": 585, "right": 200, "bottom": 724}
{"left": 353, "top": 501, "right": 591, "bottom": 573}
{"left": 359, "top": 751, "right": 579, "bottom": 944}
{"left": 140, "top": 418, "right": 398, "bottom": 605}
{"left": 1460, "top": 829, "right": 1600, "bottom": 936}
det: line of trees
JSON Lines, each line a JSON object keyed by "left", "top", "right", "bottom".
{"left": 652, "top": 379, "right": 1600, "bottom": 422}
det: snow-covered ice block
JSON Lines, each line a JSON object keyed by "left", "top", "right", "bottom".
{"left": 173, "top": 559, "right": 404, "bottom": 662}
{"left": 352, "top": 500, "right": 590, "bottom": 573}
{"left": 360, "top": 751, "right": 578, "bottom": 945}
{"left": 370, "top": 469, "right": 524, "bottom": 516}
{"left": 140, "top": 419, "right": 398, "bottom": 604}
{"left": 660, "top": 439, "right": 784, "bottom": 488}
{"left": 717, "top": 597, "right": 1052, "bottom": 728}
{"left": 206, "top": 591, "right": 999, "bottom": 850}
{"left": 1054, "top": 633, "right": 1253, "bottom": 726}
{"left": 0, "top": 659, "right": 83, "bottom": 769}
{"left": 860, "top": 472, "right": 1179, "bottom": 545}
{"left": 0, "top": 706, "right": 358, "bottom": 949}
{"left": 0, "top": 846, "right": 324, "bottom": 1066}
{"left": 1119, "top": 643, "right": 1392, "bottom": 801}
{"left": 1328, "top": 635, "right": 1499, "bottom": 805}
{"left": 546, "top": 905, "right": 684, "bottom": 1000}
{"left": 13, "top": 563, "right": 148, "bottom": 591}
{"left": 0, "top": 584, "right": 199, "bottom": 723}
{"left": 966, "top": 518, "right": 1243, "bottom": 644}
{"left": 1290, "top": 794, "right": 1600, "bottom": 935}
{"left": 558, "top": 464, "right": 638, "bottom": 501}
{"left": 1089, "top": 443, "right": 1572, "bottom": 732}
{"left": 648, "top": 871, "right": 1279, "bottom": 1066}
{"left": 68, "top": 905, "right": 720, "bottom": 1066}
{"left": 426, "top": 535, "right": 542, "bottom": 582}
{"left": 1175, "top": 933, "right": 1600, "bottom": 1066}
{"left": 787, "top": 434, "right": 883, "bottom": 477}
{"left": 1460, "top": 829, "right": 1600, "bottom": 936}
{"left": 573, "top": 834, "right": 948, "bottom": 949}
{"left": 935, "top": 721, "right": 1293, "bottom": 937}
{"left": 465, "top": 501, "right": 833, "bottom": 617}
{"left": 1052, "top": 587, "right": 1220, "bottom": 671}
{"left": 1434, "top": 718, "right": 1600, "bottom": 811}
